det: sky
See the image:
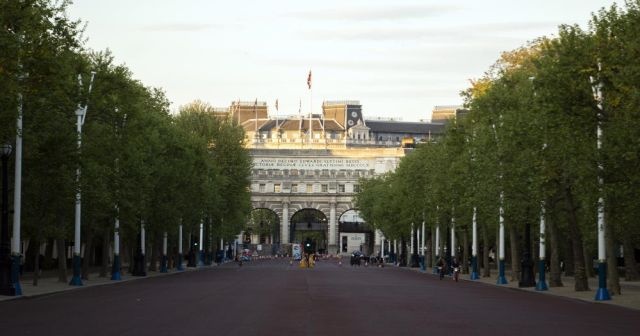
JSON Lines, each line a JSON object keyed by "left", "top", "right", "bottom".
{"left": 67, "top": 0, "right": 616, "bottom": 121}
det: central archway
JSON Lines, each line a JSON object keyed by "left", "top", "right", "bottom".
{"left": 290, "top": 208, "right": 328, "bottom": 254}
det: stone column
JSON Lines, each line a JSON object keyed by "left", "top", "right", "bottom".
{"left": 329, "top": 201, "right": 337, "bottom": 253}
{"left": 281, "top": 201, "right": 290, "bottom": 244}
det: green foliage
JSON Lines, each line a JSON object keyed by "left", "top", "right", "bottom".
{"left": 355, "top": 1, "right": 640, "bottom": 260}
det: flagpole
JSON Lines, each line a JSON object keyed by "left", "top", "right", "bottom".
{"left": 308, "top": 70, "right": 312, "bottom": 143}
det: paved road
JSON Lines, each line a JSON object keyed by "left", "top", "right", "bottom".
{"left": 1, "top": 259, "right": 638, "bottom": 335}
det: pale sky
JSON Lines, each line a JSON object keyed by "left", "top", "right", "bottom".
{"left": 68, "top": 0, "right": 615, "bottom": 121}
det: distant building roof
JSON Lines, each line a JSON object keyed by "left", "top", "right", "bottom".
{"left": 366, "top": 120, "right": 445, "bottom": 134}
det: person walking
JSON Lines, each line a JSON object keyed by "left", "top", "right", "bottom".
{"left": 436, "top": 257, "right": 447, "bottom": 280}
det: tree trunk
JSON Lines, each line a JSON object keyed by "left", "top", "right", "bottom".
{"left": 509, "top": 223, "right": 521, "bottom": 282}
{"left": 430, "top": 226, "right": 436, "bottom": 267}
{"left": 99, "top": 227, "right": 110, "bottom": 278}
{"left": 399, "top": 238, "right": 407, "bottom": 267}
{"left": 606, "top": 217, "right": 621, "bottom": 295}
{"left": 583, "top": 244, "right": 593, "bottom": 278}
{"left": 623, "top": 236, "right": 640, "bottom": 281}
{"left": 56, "top": 238, "right": 67, "bottom": 283}
{"left": 564, "top": 184, "right": 590, "bottom": 291}
{"left": 482, "top": 224, "right": 491, "bottom": 277}
{"left": 563, "top": 235, "right": 575, "bottom": 276}
{"left": 547, "top": 209, "right": 563, "bottom": 287}
{"left": 426, "top": 232, "right": 432, "bottom": 268}
{"left": 81, "top": 229, "right": 94, "bottom": 280}
{"left": 148, "top": 234, "right": 159, "bottom": 272}
{"left": 462, "top": 228, "right": 469, "bottom": 274}
{"left": 33, "top": 239, "right": 40, "bottom": 286}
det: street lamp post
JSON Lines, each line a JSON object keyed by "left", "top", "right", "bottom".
{"left": 1, "top": 143, "right": 16, "bottom": 296}
{"left": 12, "top": 94, "right": 23, "bottom": 295}
{"left": 536, "top": 202, "right": 548, "bottom": 290}
{"left": 471, "top": 207, "right": 480, "bottom": 280}
{"left": 160, "top": 231, "right": 168, "bottom": 273}
{"left": 433, "top": 224, "right": 440, "bottom": 274}
{"left": 70, "top": 72, "right": 95, "bottom": 286}
{"left": 497, "top": 192, "right": 508, "bottom": 284}
{"left": 177, "top": 223, "right": 184, "bottom": 270}
{"left": 590, "top": 67, "right": 611, "bottom": 301}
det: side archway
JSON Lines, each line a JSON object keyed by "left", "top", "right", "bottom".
{"left": 338, "top": 209, "right": 373, "bottom": 255}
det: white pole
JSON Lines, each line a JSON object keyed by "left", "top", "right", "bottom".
{"left": 435, "top": 225, "right": 440, "bottom": 256}
{"left": 410, "top": 223, "right": 414, "bottom": 256}
{"left": 394, "top": 239, "right": 397, "bottom": 257}
{"left": 114, "top": 207, "right": 120, "bottom": 256}
{"left": 163, "top": 231, "right": 168, "bottom": 256}
{"left": 421, "top": 222, "right": 425, "bottom": 256}
{"left": 472, "top": 207, "right": 477, "bottom": 257}
{"left": 451, "top": 215, "right": 456, "bottom": 258}
{"left": 11, "top": 93, "right": 22, "bottom": 256}
{"left": 74, "top": 104, "right": 82, "bottom": 257}
{"left": 199, "top": 221, "right": 204, "bottom": 252}
{"left": 416, "top": 229, "right": 420, "bottom": 257}
{"left": 178, "top": 224, "right": 183, "bottom": 254}
{"left": 499, "top": 192, "right": 505, "bottom": 261}
{"left": 594, "top": 82, "right": 606, "bottom": 263}
{"left": 141, "top": 220, "right": 146, "bottom": 256}
{"left": 539, "top": 202, "right": 545, "bottom": 259}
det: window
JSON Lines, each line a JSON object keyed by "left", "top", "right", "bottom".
{"left": 274, "top": 184, "right": 281, "bottom": 193}
{"left": 292, "top": 184, "right": 298, "bottom": 192}
{"left": 307, "top": 184, "right": 313, "bottom": 193}
{"left": 353, "top": 184, "right": 360, "bottom": 193}
{"left": 259, "top": 184, "right": 265, "bottom": 193}
{"left": 321, "top": 184, "right": 328, "bottom": 193}
{"left": 338, "top": 184, "right": 345, "bottom": 193}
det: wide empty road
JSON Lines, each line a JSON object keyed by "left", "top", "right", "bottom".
{"left": 2, "top": 258, "right": 639, "bottom": 335}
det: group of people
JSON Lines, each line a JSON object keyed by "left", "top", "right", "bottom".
{"left": 299, "top": 253, "right": 316, "bottom": 268}
{"left": 436, "top": 256, "right": 461, "bottom": 281}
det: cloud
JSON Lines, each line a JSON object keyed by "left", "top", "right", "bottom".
{"left": 302, "top": 21, "right": 558, "bottom": 42}
{"left": 141, "top": 23, "right": 222, "bottom": 32}
{"left": 291, "top": 5, "right": 458, "bottom": 21}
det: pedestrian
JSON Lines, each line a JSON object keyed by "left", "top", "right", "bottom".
{"left": 436, "top": 257, "right": 447, "bottom": 280}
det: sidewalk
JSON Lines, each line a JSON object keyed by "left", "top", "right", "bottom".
{"left": 416, "top": 266, "right": 640, "bottom": 311}
{"left": 0, "top": 262, "right": 222, "bottom": 302}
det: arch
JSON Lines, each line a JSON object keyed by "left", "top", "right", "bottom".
{"left": 290, "top": 208, "right": 328, "bottom": 253}
{"left": 247, "top": 208, "right": 280, "bottom": 246}
{"left": 338, "top": 208, "right": 374, "bottom": 255}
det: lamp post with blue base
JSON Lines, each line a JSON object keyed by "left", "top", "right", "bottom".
{"left": 536, "top": 203, "right": 548, "bottom": 291}
{"left": 590, "top": 70, "right": 611, "bottom": 301}
{"left": 70, "top": 72, "right": 95, "bottom": 287}
{"left": 470, "top": 207, "right": 479, "bottom": 280}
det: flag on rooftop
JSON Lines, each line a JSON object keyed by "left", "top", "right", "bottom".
{"left": 307, "top": 70, "right": 312, "bottom": 90}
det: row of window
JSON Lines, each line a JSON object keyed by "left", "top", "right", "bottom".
{"left": 257, "top": 183, "right": 360, "bottom": 193}
{"left": 254, "top": 169, "right": 370, "bottom": 177}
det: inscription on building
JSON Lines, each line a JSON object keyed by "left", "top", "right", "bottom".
{"left": 253, "top": 158, "right": 372, "bottom": 170}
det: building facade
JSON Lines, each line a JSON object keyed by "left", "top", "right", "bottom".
{"left": 223, "top": 100, "right": 445, "bottom": 255}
